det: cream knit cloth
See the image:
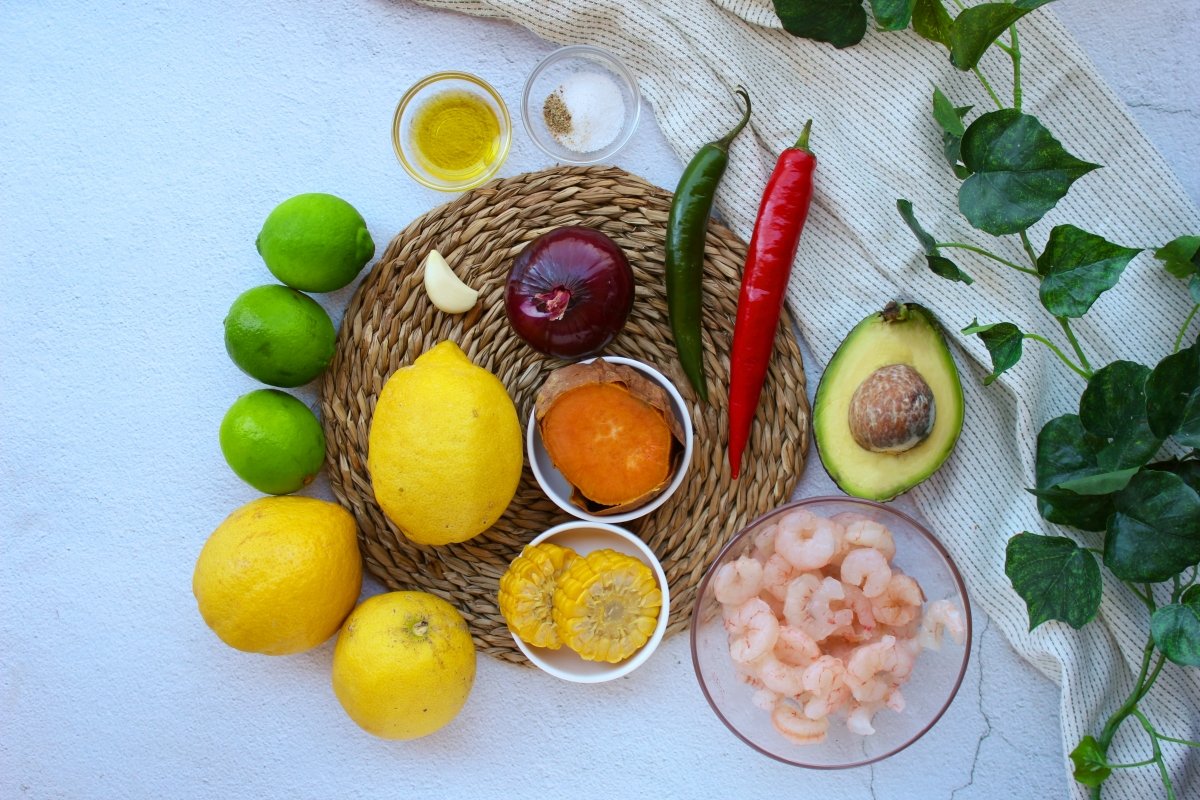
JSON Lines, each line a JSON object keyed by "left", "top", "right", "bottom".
{"left": 418, "top": 0, "right": 1200, "bottom": 795}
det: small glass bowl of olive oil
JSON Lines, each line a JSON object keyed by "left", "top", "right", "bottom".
{"left": 393, "top": 72, "right": 512, "bottom": 192}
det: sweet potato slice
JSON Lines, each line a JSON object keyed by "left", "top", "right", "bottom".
{"left": 536, "top": 360, "right": 685, "bottom": 514}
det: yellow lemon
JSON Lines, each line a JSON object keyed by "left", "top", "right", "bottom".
{"left": 367, "top": 340, "right": 522, "bottom": 545}
{"left": 331, "top": 591, "right": 476, "bottom": 739}
{"left": 192, "top": 496, "right": 362, "bottom": 655}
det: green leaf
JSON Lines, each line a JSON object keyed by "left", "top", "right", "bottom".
{"left": 1149, "top": 459, "right": 1200, "bottom": 494}
{"left": 869, "top": 0, "right": 913, "bottom": 30}
{"left": 949, "top": 0, "right": 1056, "bottom": 71}
{"left": 962, "top": 319, "right": 1022, "bottom": 384}
{"left": 1070, "top": 736, "right": 1112, "bottom": 789}
{"left": 1036, "top": 225, "right": 1141, "bottom": 318}
{"left": 1154, "top": 234, "right": 1200, "bottom": 279}
{"left": 1055, "top": 467, "right": 1139, "bottom": 495}
{"left": 1190, "top": 275, "right": 1200, "bottom": 304}
{"left": 928, "top": 255, "right": 973, "bottom": 284}
{"left": 1078, "top": 361, "right": 1162, "bottom": 470}
{"left": 959, "top": 110, "right": 1099, "bottom": 236}
{"left": 1151, "top": 602, "right": 1200, "bottom": 666}
{"left": 1006, "top": 533, "right": 1102, "bottom": 630}
{"left": 774, "top": 0, "right": 868, "bottom": 48}
{"left": 897, "top": 199, "right": 973, "bottom": 284}
{"left": 1034, "top": 414, "right": 1113, "bottom": 531}
{"left": 1104, "top": 470, "right": 1200, "bottom": 582}
{"left": 1146, "top": 341, "right": 1200, "bottom": 444}
{"left": 912, "top": 0, "right": 953, "bottom": 47}
{"left": 941, "top": 105, "right": 974, "bottom": 177}
{"left": 932, "top": 87, "right": 966, "bottom": 137}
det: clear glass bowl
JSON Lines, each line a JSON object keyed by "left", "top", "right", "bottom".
{"left": 690, "top": 497, "right": 972, "bottom": 768}
{"left": 392, "top": 71, "right": 512, "bottom": 192}
{"left": 521, "top": 45, "right": 641, "bottom": 165}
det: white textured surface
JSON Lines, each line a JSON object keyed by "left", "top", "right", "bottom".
{"left": 0, "top": 1, "right": 1195, "bottom": 798}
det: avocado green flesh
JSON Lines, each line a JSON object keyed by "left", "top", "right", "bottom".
{"left": 813, "top": 304, "right": 964, "bottom": 502}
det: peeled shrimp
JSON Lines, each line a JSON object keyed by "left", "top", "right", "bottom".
{"left": 801, "top": 655, "right": 851, "bottom": 719}
{"left": 759, "top": 653, "right": 807, "bottom": 697}
{"left": 724, "top": 597, "right": 780, "bottom": 663}
{"left": 871, "top": 573, "right": 924, "bottom": 627}
{"left": 775, "top": 510, "right": 838, "bottom": 571}
{"left": 785, "top": 575, "right": 852, "bottom": 641}
{"left": 846, "top": 701, "right": 882, "bottom": 735}
{"left": 837, "top": 584, "right": 877, "bottom": 635}
{"left": 752, "top": 687, "right": 781, "bottom": 711}
{"left": 712, "top": 556, "right": 764, "bottom": 606}
{"left": 845, "top": 635, "right": 900, "bottom": 703}
{"left": 761, "top": 553, "right": 800, "bottom": 600}
{"left": 772, "top": 699, "right": 829, "bottom": 745}
{"left": 842, "top": 519, "right": 896, "bottom": 561}
{"left": 774, "top": 625, "right": 821, "bottom": 667}
{"left": 919, "top": 599, "right": 967, "bottom": 650}
{"left": 840, "top": 547, "right": 892, "bottom": 598}
{"left": 752, "top": 523, "right": 778, "bottom": 562}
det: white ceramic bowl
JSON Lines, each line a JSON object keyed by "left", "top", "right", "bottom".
{"left": 521, "top": 45, "right": 641, "bottom": 165}
{"left": 527, "top": 355, "right": 694, "bottom": 524}
{"left": 510, "top": 521, "right": 670, "bottom": 683}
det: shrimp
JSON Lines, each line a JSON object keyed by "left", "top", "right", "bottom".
{"left": 840, "top": 547, "right": 892, "bottom": 598}
{"left": 761, "top": 553, "right": 800, "bottom": 600}
{"left": 752, "top": 687, "right": 781, "bottom": 711}
{"left": 884, "top": 685, "right": 906, "bottom": 713}
{"left": 918, "top": 599, "right": 967, "bottom": 651}
{"left": 842, "top": 518, "right": 896, "bottom": 561}
{"left": 836, "top": 583, "right": 877, "bottom": 640}
{"left": 782, "top": 573, "right": 821, "bottom": 629}
{"left": 759, "top": 653, "right": 807, "bottom": 697}
{"left": 712, "top": 556, "right": 764, "bottom": 606}
{"left": 724, "top": 597, "right": 780, "bottom": 663}
{"left": 845, "top": 635, "right": 900, "bottom": 703}
{"left": 775, "top": 510, "right": 838, "bottom": 571}
{"left": 774, "top": 625, "right": 821, "bottom": 667}
{"left": 772, "top": 699, "right": 829, "bottom": 745}
{"left": 846, "top": 701, "right": 882, "bottom": 736}
{"left": 801, "top": 655, "right": 851, "bottom": 719}
{"left": 751, "top": 523, "right": 778, "bottom": 562}
{"left": 785, "top": 575, "right": 851, "bottom": 641}
{"left": 871, "top": 573, "right": 924, "bottom": 627}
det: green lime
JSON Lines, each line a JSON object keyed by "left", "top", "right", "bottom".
{"left": 256, "top": 193, "right": 375, "bottom": 293}
{"left": 224, "top": 284, "right": 335, "bottom": 388}
{"left": 220, "top": 389, "right": 326, "bottom": 495}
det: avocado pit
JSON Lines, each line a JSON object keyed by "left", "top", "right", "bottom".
{"left": 847, "top": 363, "right": 936, "bottom": 454}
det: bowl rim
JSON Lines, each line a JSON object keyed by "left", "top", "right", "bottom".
{"left": 520, "top": 44, "right": 642, "bottom": 165}
{"left": 391, "top": 70, "right": 513, "bottom": 192}
{"left": 510, "top": 520, "right": 671, "bottom": 683}
{"left": 526, "top": 355, "right": 694, "bottom": 524}
{"left": 688, "top": 495, "right": 973, "bottom": 769}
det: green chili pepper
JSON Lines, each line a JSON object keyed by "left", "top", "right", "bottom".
{"left": 665, "top": 86, "right": 752, "bottom": 403}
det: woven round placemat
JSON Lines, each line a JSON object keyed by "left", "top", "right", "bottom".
{"left": 320, "top": 165, "right": 809, "bottom": 663}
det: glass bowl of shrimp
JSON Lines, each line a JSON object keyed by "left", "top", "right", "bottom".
{"left": 689, "top": 496, "right": 971, "bottom": 768}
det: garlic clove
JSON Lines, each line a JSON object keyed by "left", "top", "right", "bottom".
{"left": 422, "top": 250, "right": 479, "bottom": 314}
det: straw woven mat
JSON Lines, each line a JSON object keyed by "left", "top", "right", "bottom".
{"left": 320, "top": 164, "right": 809, "bottom": 663}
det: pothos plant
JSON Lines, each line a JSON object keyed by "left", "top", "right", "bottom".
{"left": 772, "top": 0, "right": 1200, "bottom": 797}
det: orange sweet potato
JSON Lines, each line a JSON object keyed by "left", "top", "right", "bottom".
{"left": 535, "top": 359, "right": 685, "bottom": 515}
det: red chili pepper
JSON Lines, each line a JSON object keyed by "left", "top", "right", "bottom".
{"left": 728, "top": 120, "right": 815, "bottom": 479}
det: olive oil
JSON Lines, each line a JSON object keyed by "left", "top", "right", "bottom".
{"left": 410, "top": 90, "right": 501, "bottom": 182}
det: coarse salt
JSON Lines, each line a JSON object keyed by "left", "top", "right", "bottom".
{"left": 543, "top": 71, "right": 626, "bottom": 153}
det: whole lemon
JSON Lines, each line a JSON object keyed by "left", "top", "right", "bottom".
{"left": 224, "top": 284, "right": 335, "bottom": 388}
{"left": 219, "top": 389, "right": 326, "bottom": 495}
{"left": 192, "top": 496, "right": 362, "bottom": 655}
{"left": 256, "top": 193, "right": 375, "bottom": 293}
{"left": 367, "top": 340, "right": 522, "bottom": 545}
{"left": 332, "top": 591, "right": 476, "bottom": 740}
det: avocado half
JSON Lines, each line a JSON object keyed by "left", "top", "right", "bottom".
{"left": 813, "top": 302, "right": 964, "bottom": 502}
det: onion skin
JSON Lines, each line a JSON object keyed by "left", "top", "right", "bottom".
{"left": 505, "top": 226, "right": 634, "bottom": 359}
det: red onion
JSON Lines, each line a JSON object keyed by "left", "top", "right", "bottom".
{"left": 504, "top": 226, "right": 634, "bottom": 359}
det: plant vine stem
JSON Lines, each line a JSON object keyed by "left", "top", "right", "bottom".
{"left": 1107, "top": 757, "right": 1159, "bottom": 769}
{"left": 1019, "top": 230, "right": 1040, "bottom": 266}
{"left": 973, "top": 67, "right": 1004, "bottom": 109}
{"left": 1125, "top": 582, "right": 1154, "bottom": 610}
{"left": 1023, "top": 334, "right": 1090, "bottom": 379}
{"left": 1157, "top": 734, "right": 1200, "bottom": 748}
{"left": 1137, "top": 653, "right": 1167, "bottom": 703}
{"left": 937, "top": 242, "right": 1040, "bottom": 275}
{"left": 1058, "top": 317, "right": 1094, "bottom": 376}
{"left": 1174, "top": 304, "right": 1198, "bottom": 352}
{"left": 1009, "top": 25, "right": 1023, "bottom": 111}
{"left": 1132, "top": 709, "right": 1176, "bottom": 800}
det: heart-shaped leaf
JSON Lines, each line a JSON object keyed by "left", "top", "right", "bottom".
{"left": 1078, "top": 361, "right": 1162, "bottom": 470}
{"left": 1154, "top": 234, "right": 1200, "bottom": 279}
{"left": 949, "top": 0, "right": 1056, "bottom": 71}
{"left": 870, "top": 0, "right": 914, "bottom": 30}
{"left": 774, "top": 0, "right": 868, "bottom": 48}
{"left": 912, "top": 0, "right": 953, "bottom": 47}
{"left": 1005, "top": 532, "right": 1102, "bottom": 630}
{"left": 1104, "top": 470, "right": 1200, "bottom": 582}
{"left": 1150, "top": 601, "right": 1200, "bottom": 667}
{"left": 1034, "top": 414, "right": 1113, "bottom": 531}
{"left": 962, "top": 319, "right": 1022, "bottom": 384}
{"left": 1036, "top": 225, "right": 1141, "bottom": 318}
{"left": 1146, "top": 341, "right": 1200, "bottom": 443}
{"left": 1070, "top": 736, "right": 1112, "bottom": 789}
{"left": 959, "top": 110, "right": 1099, "bottom": 236}
{"left": 1149, "top": 459, "right": 1200, "bottom": 494}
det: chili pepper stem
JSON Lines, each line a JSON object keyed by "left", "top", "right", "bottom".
{"left": 794, "top": 120, "right": 813, "bottom": 152}
{"left": 714, "top": 87, "right": 752, "bottom": 150}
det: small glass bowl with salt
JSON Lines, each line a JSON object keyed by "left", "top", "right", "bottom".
{"left": 522, "top": 45, "right": 641, "bottom": 165}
